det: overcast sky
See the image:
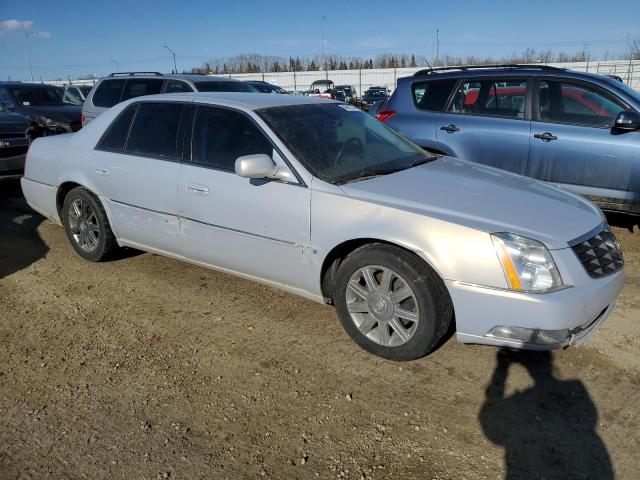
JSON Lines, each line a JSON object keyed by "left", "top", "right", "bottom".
{"left": 1, "top": 0, "right": 638, "bottom": 81}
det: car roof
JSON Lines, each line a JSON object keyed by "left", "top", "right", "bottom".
{"left": 134, "top": 92, "right": 339, "bottom": 110}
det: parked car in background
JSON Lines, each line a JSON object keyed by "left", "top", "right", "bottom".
{"left": 360, "top": 87, "right": 388, "bottom": 111}
{"left": 22, "top": 92, "right": 623, "bottom": 360}
{"left": 0, "top": 103, "right": 31, "bottom": 179}
{"left": 334, "top": 89, "right": 346, "bottom": 102}
{"left": 0, "top": 82, "right": 83, "bottom": 134}
{"left": 308, "top": 79, "right": 335, "bottom": 99}
{"left": 81, "top": 72, "right": 259, "bottom": 125}
{"left": 245, "top": 81, "right": 288, "bottom": 94}
{"left": 335, "top": 85, "right": 357, "bottom": 104}
{"left": 376, "top": 65, "right": 640, "bottom": 214}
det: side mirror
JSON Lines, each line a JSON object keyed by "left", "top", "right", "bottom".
{"left": 235, "top": 154, "right": 277, "bottom": 179}
{"left": 613, "top": 110, "right": 640, "bottom": 131}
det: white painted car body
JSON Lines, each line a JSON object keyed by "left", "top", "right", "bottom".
{"left": 21, "top": 92, "right": 624, "bottom": 350}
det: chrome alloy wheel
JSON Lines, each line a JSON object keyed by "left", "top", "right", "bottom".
{"left": 345, "top": 265, "right": 420, "bottom": 347}
{"left": 68, "top": 198, "right": 99, "bottom": 253}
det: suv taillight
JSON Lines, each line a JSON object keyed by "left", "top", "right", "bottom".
{"left": 375, "top": 109, "right": 396, "bottom": 122}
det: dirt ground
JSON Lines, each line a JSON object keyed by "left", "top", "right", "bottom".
{"left": 1, "top": 178, "right": 639, "bottom": 480}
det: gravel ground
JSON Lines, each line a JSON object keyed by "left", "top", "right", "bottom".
{"left": 1, "top": 179, "right": 639, "bottom": 480}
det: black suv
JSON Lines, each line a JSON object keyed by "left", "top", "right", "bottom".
{"left": 0, "top": 103, "right": 31, "bottom": 178}
{"left": 0, "top": 82, "right": 83, "bottom": 134}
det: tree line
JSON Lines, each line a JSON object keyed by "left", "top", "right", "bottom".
{"left": 189, "top": 44, "right": 640, "bottom": 75}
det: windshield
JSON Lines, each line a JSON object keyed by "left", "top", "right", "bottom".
{"left": 365, "top": 90, "right": 386, "bottom": 98}
{"left": 64, "top": 87, "right": 84, "bottom": 104}
{"left": 257, "top": 103, "right": 435, "bottom": 184}
{"left": 194, "top": 81, "right": 258, "bottom": 93}
{"left": 612, "top": 80, "right": 640, "bottom": 105}
{"left": 9, "top": 85, "right": 82, "bottom": 106}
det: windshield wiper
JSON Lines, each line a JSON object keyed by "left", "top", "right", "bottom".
{"left": 335, "top": 156, "right": 436, "bottom": 185}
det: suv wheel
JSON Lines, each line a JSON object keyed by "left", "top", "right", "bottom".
{"left": 334, "top": 243, "right": 453, "bottom": 361}
{"left": 62, "top": 187, "right": 118, "bottom": 261}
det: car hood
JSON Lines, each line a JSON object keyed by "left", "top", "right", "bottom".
{"left": 0, "top": 111, "right": 30, "bottom": 130}
{"left": 339, "top": 157, "right": 603, "bottom": 249}
{"left": 16, "top": 105, "right": 81, "bottom": 123}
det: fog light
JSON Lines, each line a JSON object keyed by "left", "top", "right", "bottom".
{"left": 486, "top": 325, "right": 569, "bottom": 345}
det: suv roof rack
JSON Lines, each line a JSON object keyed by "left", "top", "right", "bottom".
{"left": 107, "top": 72, "right": 164, "bottom": 77}
{"left": 413, "top": 64, "right": 566, "bottom": 77}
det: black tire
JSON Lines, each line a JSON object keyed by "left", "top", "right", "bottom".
{"left": 334, "top": 243, "right": 453, "bottom": 361}
{"left": 62, "top": 186, "right": 118, "bottom": 261}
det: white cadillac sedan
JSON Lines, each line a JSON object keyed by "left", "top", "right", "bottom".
{"left": 21, "top": 93, "right": 624, "bottom": 360}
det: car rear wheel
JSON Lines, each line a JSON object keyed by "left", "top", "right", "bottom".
{"left": 334, "top": 243, "right": 453, "bottom": 361}
{"left": 62, "top": 186, "right": 118, "bottom": 261}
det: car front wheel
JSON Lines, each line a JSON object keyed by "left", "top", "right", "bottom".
{"left": 334, "top": 243, "right": 453, "bottom": 361}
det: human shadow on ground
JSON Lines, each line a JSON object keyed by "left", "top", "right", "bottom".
{"left": 479, "top": 349, "right": 613, "bottom": 480}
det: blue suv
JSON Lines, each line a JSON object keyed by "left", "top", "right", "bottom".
{"left": 376, "top": 65, "right": 640, "bottom": 214}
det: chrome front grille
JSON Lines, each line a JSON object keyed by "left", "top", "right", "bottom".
{"left": 571, "top": 226, "right": 623, "bottom": 278}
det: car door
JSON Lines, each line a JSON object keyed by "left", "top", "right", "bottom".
{"left": 90, "top": 101, "right": 186, "bottom": 254}
{"left": 178, "top": 104, "right": 311, "bottom": 289}
{"left": 435, "top": 76, "right": 531, "bottom": 174}
{"left": 527, "top": 78, "right": 640, "bottom": 207}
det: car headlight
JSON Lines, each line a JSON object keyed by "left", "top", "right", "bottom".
{"left": 491, "top": 232, "right": 563, "bottom": 293}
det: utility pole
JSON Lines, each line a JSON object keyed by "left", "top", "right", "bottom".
{"left": 110, "top": 58, "right": 119, "bottom": 73}
{"left": 435, "top": 29, "right": 440, "bottom": 67}
{"left": 164, "top": 45, "right": 177, "bottom": 73}
{"left": 24, "top": 32, "right": 35, "bottom": 81}
{"left": 320, "top": 16, "right": 327, "bottom": 70}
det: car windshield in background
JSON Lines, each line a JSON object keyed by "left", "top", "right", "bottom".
{"left": 257, "top": 103, "right": 435, "bottom": 185}
{"left": 365, "top": 90, "right": 386, "bottom": 98}
{"left": 194, "top": 81, "right": 258, "bottom": 92}
{"left": 9, "top": 85, "right": 82, "bottom": 106}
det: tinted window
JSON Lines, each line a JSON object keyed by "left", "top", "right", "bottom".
{"left": 93, "top": 79, "right": 126, "bottom": 108}
{"left": 126, "top": 102, "right": 183, "bottom": 158}
{"left": 192, "top": 106, "right": 273, "bottom": 171}
{"left": 412, "top": 79, "right": 457, "bottom": 111}
{"left": 538, "top": 80, "right": 626, "bottom": 128}
{"left": 165, "top": 80, "right": 193, "bottom": 93}
{"left": 8, "top": 85, "right": 78, "bottom": 107}
{"left": 258, "top": 103, "right": 434, "bottom": 184}
{"left": 194, "top": 81, "right": 257, "bottom": 92}
{"left": 448, "top": 78, "right": 527, "bottom": 119}
{"left": 121, "top": 78, "right": 164, "bottom": 101}
{"left": 97, "top": 103, "right": 138, "bottom": 151}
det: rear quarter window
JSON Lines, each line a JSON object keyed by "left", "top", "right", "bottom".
{"left": 96, "top": 103, "right": 138, "bottom": 151}
{"left": 412, "top": 79, "right": 457, "bottom": 111}
{"left": 92, "top": 79, "right": 126, "bottom": 108}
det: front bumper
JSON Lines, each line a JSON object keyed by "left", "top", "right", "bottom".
{"left": 447, "top": 267, "right": 624, "bottom": 350}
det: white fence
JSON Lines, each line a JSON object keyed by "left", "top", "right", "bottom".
{"left": 47, "top": 59, "right": 640, "bottom": 94}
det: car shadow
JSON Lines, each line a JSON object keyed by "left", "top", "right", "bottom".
{"left": 604, "top": 211, "right": 640, "bottom": 233}
{"left": 479, "top": 349, "right": 613, "bottom": 480}
{"left": 0, "top": 179, "right": 49, "bottom": 280}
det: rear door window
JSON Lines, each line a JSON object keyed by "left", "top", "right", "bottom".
{"left": 448, "top": 78, "right": 527, "bottom": 119}
{"left": 97, "top": 103, "right": 138, "bottom": 151}
{"left": 121, "top": 78, "right": 164, "bottom": 101}
{"left": 92, "top": 79, "right": 126, "bottom": 108}
{"left": 165, "top": 80, "right": 193, "bottom": 93}
{"left": 126, "top": 102, "right": 183, "bottom": 159}
{"left": 412, "top": 79, "right": 457, "bottom": 111}
{"left": 537, "top": 80, "right": 626, "bottom": 128}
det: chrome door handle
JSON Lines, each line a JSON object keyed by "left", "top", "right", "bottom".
{"left": 95, "top": 167, "right": 110, "bottom": 176}
{"left": 187, "top": 184, "right": 209, "bottom": 196}
{"left": 440, "top": 124, "right": 460, "bottom": 133}
{"left": 534, "top": 132, "right": 558, "bottom": 142}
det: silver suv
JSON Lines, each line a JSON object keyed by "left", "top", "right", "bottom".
{"left": 81, "top": 72, "right": 257, "bottom": 125}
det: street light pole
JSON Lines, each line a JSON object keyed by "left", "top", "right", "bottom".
{"left": 435, "top": 29, "right": 440, "bottom": 67}
{"left": 320, "top": 16, "right": 327, "bottom": 67}
{"left": 163, "top": 45, "right": 177, "bottom": 73}
{"left": 110, "top": 58, "right": 119, "bottom": 73}
{"left": 24, "top": 32, "right": 35, "bottom": 81}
